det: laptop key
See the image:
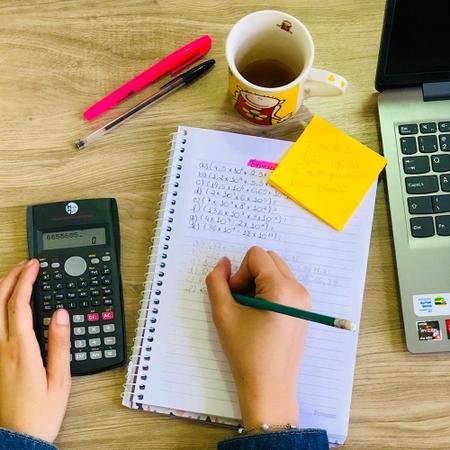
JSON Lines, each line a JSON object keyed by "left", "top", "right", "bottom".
{"left": 408, "top": 196, "right": 433, "bottom": 214}
{"left": 432, "top": 195, "right": 450, "bottom": 213}
{"left": 431, "top": 154, "right": 450, "bottom": 172}
{"left": 418, "top": 135, "right": 438, "bottom": 153}
{"left": 400, "top": 137, "right": 417, "bottom": 154}
{"left": 420, "top": 122, "right": 437, "bottom": 133}
{"left": 405, "top": 175, "right": 439, "bottom": 194}
{"left": 410, "top": 217, "right": 435, "bottom": 237}
{"left": 439, "top": 134, "right": 450, "bottom": 151}
{"left": 399, "top": 124, "right": 418, "bottom": 135}
{"left": 440, "top": 174, "right": 450, "bottom": 192}
{"left": 403, "top": 156, "right": 430, "bottom": 174}
{"left": 439, "top": 122, "right": 450, "bottom": 132}
{"left": 436, "top": 215, "right": 450, "bottom": 236}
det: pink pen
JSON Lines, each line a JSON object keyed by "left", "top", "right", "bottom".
{"left": 83, "top": 35, "right": 212, "bottom": 121}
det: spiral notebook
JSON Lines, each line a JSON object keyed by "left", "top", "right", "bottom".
{"left": 122, "top": 126, "right": 378, "bottom": 446}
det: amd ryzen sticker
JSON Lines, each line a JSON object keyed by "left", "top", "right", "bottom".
{"left": 413, "top": 293, "right": 450, "bottom": 316}
{"left": 417, "top": 320, "right": 442, "bottom": 341}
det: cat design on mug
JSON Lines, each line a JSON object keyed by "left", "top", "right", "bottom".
{"left": 233, "top": 88, "right": 292, "bottom": 125}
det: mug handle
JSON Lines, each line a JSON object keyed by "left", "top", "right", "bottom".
{"left": 304, "top": 68, "right": 347, "bottom": 98}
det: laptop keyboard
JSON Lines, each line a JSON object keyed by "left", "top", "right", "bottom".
{"left": 399, "top": 121, "right": 450, "bottom": 238}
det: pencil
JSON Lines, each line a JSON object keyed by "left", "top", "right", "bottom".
{"left": 232, "top": 293, "right": 356, "bottom": 331}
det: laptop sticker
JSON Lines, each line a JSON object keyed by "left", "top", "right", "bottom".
{"left": 417, "top": 321, "right": 442, "bottom": 341}
{"left": 413, "top": 293, "right": 450, "bottom": 316}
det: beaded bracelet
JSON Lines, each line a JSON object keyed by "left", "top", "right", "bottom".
{"left": 237, "top": 423, "right": 298, "bottom": 435}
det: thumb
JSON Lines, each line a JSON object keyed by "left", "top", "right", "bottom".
{"left": 47, "top": 309, "right": 71, "bottom": 395}
{"left": 205, "top": 257, "right": 236, "bottom": 323}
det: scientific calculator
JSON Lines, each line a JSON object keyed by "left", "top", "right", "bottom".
{"left": 27, "top": 198, "right": 126, "bottom": 375}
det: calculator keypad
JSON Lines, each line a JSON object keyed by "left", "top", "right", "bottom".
{"left": 38, "top": 252, "right": 121, "bottom": 369}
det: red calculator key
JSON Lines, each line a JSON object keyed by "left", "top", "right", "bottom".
{"left": 102, "top": 311, "right": 114, "bottom": 321}
{"left": 87, "top": 312, "right": 99, "bottom": 322}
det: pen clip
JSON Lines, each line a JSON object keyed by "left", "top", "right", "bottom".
{"left": 169, "top": 53, "right": 200, "bottom": 75}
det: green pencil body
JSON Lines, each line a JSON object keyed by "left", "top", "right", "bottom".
{"left": 232, "top": 293, "right": 356, "bottom": 331}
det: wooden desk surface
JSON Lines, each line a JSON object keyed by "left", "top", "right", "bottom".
{"left": 1, "top": 1, "right": 448, "bottom": 449}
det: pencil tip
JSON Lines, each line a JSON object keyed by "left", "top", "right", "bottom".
{"left": 75, "top": 140, "right": 85, "bottom": 150}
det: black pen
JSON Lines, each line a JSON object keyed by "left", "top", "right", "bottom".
{"left": 75, "top": 59, "right": 216, "bottom": 150}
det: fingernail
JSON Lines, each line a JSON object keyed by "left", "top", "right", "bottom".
{"left": 26, "top": 259, "right": 36, "bottom": 267}
{"left": 215, "top": 257, "right": 227, "bottom": 268}
{"left": 55, "top": 309, "right": 69, "bottom": 325}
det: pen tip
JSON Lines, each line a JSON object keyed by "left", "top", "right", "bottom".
{"left": 75, "top": 140, "right": 85, "bottom": 151}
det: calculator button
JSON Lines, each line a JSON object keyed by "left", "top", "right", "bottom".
{"left": 399, "top": 124, "right": 418, "bottom": 135}
{"left": 90, "top": 350, "right": 102, "bottom": 360}
{"left": 64, "top": 256, "right": 87, "bottom": 277}
{"left": 104, "top": 299, "right": 113, "bottom": 306}
{"left": 68, "top": 302, "right": 77, "bottom": 309}
{"left": 67, "top": 292, "right": 76, "bottom": 299}
{"left": 102, "top": 278, "right": 112, "bottom": 286}
{"left": 41, "top": 284, "right": 51, "bottom": 291}
{"left": 74, "top": 352, "right": 87, "bottom": 361}
{"left": 103, "top": 324, "right": 115, "bottom": 333}
{"left": 55, "top": 303, "right": 64, "bottom": 309}
{"left": 104, "top": 336, "right": 116, "bottom": 346}
{"left": 74, "top": 327, "right": 86, "bottom": 336}
{"left": 102, "top": 311, "right": 114, "bottom": 321}
{"left": 104, "top": 349, "right": 117, "bottom": 359}
{"left": 102, "top": 268, "right": 111, "bottom": 275}
{"left": 90, "top": 279, "right": 100, "bottom": 287}
{"left": 89, "top": 269, "right": 99, "bottom": 277}
{"left": 78, "top": 281, "right": 88, "bottom": 288}
{"left": 88, "top": 326, "right": 100, "bottom": 335}
{"left": 43, "top": 317, "right": 51, "bottom": 326}
{"left": 66, "top": 282, "right": 76, "bottom": 289}
{"left": 91, "top": 300, "right": 101, "bottom": 307}
{"left": 79, "top": 291, "right": 88, "bottom": 298}
{"left": 40, "top": 261, "right": 49, "bottom": 269}
{"left": 91, "top": 258, "right": 100, "bottom": 264}
{"left": 44, "top": 330, "right": 48, "bottom": 338}
{"left": 87, "top": 312, "right": 99, "bottom": 322}
{"left": 103, "top": 288, "right": 112, "bottom": 296}
{"left": 91, "top": 290, "right": 100, "bottom": 297}
{"left": 43, "top": 304, "right": 53, "bottom": 312}
{"left": 55, "top": 293, "right": 64, "bottom": 301}
{"left": 74, "top": 339, "right": 86, "bottom": 348}
{"left": 41, "top": 273, "right": 51, "bottom": 281}
{"left": 72, "top": 314, "right": 84, "bottom": 323}
{"left": 80, "top": 301, "right": 89, "bottom": 308}
{"left": 102, "top": 255, "right": 111, "bottom": 262}
{"left": 51, "top": 262, "right": 60, "bottom": 269}
{"left": 89, "top": 338, "right": 101, "bottom": 347}
{"left": 43, "top": 294, "right": 52, "bottom": 301}
{"left": 54, "top": 283, "right": 64, "bottom": 290}
{"left": 53, "top": 273, "right": 63, "bottom": 280}
{"left": 420, "top": 122, "right": 436, "bottom": 133}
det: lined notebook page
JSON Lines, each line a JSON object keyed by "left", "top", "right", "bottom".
{"left": 131, "top": 126, "right": 377, "bottom": 445}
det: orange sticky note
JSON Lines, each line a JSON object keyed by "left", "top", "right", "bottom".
{"left": 268, "top": 116, "right": 387, "bottom": 230}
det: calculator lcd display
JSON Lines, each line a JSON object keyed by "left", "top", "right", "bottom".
{"left": 42, "top": 228, "right": 106, "bottom": 250}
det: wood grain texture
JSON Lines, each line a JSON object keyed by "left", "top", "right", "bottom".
{"left": 1, "top": 1, "right": 448, "bottom": 449}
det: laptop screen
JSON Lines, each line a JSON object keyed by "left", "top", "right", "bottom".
{"left": 376, "top": 0, "right": 450, "bottom": 90}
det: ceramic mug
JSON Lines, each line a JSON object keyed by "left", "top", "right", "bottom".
{"left": 226, "top": 10, "right": 347, "bottom": 126}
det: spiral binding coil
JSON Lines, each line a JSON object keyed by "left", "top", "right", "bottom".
{"left": 122, "top": 129, "right": 187, "bottom": 405}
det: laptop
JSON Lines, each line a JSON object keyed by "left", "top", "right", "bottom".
{"left": 376, "top": 0, "right": 450, "bottom": 353}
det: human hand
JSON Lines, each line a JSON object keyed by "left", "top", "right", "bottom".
{"left": 0, "top": 259, "right": 71, "bottom": 443}
{"left": 206, "top": 246, "right": 311, "bottom": 429}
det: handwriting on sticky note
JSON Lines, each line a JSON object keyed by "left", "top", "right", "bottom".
{"left": 268, "top": 116, "right": 387, "bottom": 230}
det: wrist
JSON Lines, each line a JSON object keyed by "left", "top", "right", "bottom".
{"left": 237, "top": 383, "right": 300, "bottom": 429}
